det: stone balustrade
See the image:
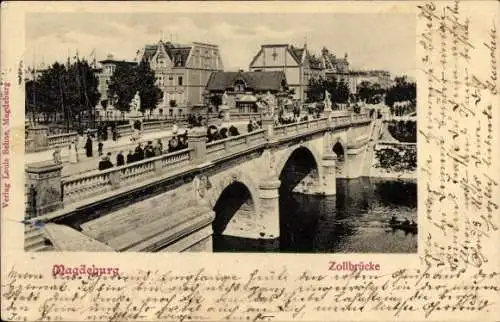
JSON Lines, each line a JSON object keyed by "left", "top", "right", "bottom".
{"left": 231, "top": 112, "right": 262, "bottom": 121}
{"left": 274, "top": 117, "right": 328, "bottom": 138}
{"left": 47, "top": 132, "right": 78, "bottom": 148}
{"left": 142, "top": 120, "right": 165, "bottom": 133}
{"left": 206, "top": 129, "right": 266, "bottom": 159}
{"left": 26, "top": 112, "right": 373, "bottom": 217}
{"left": 116, "top": 124, "right": 133, "bottom": 137}
{"left": 62, "top": 148, "right": 192, "bottom": 204}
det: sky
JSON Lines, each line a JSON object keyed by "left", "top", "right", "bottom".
{"left": 25, "top": 12, "right": 416, "bottom": 78}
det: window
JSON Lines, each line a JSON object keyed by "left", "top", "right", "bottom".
{"left": 169, "top": 109, "right": 173, "bottom": 116}
{"left": 234, "top": 80, "right": 245, "bottom": 92}
{"left": 178, "top": 76, "right": 183, "bottom": 86}
{"left": 178, "top": 109, "right": 183, "bottom": 116}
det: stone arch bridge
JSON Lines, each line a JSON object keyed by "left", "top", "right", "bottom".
{"left": 25, "top": 112, "right": 374, "bottom": 252}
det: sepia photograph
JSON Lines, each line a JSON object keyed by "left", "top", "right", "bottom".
{"left": 22, "top": 12, "right": 417, "bottom": 253}
{"left": 2, "top": 1, "right": 499, "bottom": 321}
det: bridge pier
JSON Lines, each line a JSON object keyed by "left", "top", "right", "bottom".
{"left": 345, "top": 146, "right": 367, "bottom": 179}
{"left": 320, "top": 151, "right": 337, "bottom": 195}
{"left": 257, "top": 178, "right": 281, "bottom": 239}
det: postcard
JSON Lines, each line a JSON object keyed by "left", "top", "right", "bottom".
{"left": 1, "top": 1, "right": 499, "bottom": 321}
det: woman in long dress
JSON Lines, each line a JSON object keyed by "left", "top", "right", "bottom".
{"left": 68, "top": 141, "right": 78, "bottom": 164}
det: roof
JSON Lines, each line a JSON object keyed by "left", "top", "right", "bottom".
{"left": 289, "top": 45, "right": 305, "bottom": 63}
{"left": 99, "top": 59, "right": 136, "bottom": 66}
{"left": 206, "top": 71, "right": 287, "bottom": 92}
{"left": 321, "top": 48, "right": 350, "bottom": 73}
{"left": 141, "top": 41, "right": 192, "bottom": 67}
{"left": 305, "top": 52, "right": 324, "bottom": 69}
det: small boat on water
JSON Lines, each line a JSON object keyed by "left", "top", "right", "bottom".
{"left": 388, "top": 217, "right": 417, "bottom": 234}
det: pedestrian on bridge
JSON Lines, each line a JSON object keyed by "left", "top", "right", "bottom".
{"left": 126, "top": 150, "right": 134, "bottom": 164}
{"left": 68, "top": 141, "right": 78, "bottom": 164}
{"left": 85, "top": 136, "right": 93, "bottom": 158}
{"left": 135, "top": 144, "right": 144, "bottom": 161}
{"left": 98, "top": 141, "right": 104, "bottom": 156}
{"left": 116, "top": 151, "right": 125, "bottom": 166}
{"left": 154, "top": 139, "right": 163, "bottom": 156}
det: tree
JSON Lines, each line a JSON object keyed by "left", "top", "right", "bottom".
{"left": 136, "top": 61, "right": 162, "bottom": 114}
{"left": 107, "top": 63, "right": 137, "bottom": 113}
{"left": 101, "top": 99, "right": 108, "bottom": 110}
{"left": 107, "top": 61, "right": 162, "bottom": 114}
{"left": 209, "top": 94, "right": 222, "bottom": 110}
{"left": 306, "top": 78, "right": 325, "bottom": 102}
{"left": 25, "top": 60, "right": 100, "bottom": 128}
{"left": 335, "top": 78, "right": 350, "bottom": 103}
{"left": 385, "top": 76, "right": 416, "bottom": 108}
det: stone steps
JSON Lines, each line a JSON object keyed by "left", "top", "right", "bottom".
{"left": 108, "top": 206, "right": 209, "bottom": 251}
{"left": 24, "top": 226, "right": 53, "bottom": 252}
{"left": 82, "top": 196, "right": 195, "bottom": 242}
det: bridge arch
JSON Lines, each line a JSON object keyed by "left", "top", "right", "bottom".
{"left": 211, "top": 180, "right": 257, "bottom": 235}
{"left": 276, "top": 145, "right": 323, "bottom": 192}
{"left": 206, "top": 171, "right": 263, "bottom": 245}
{"left": 332, "top": 140, "right": 345, "bottom": 160}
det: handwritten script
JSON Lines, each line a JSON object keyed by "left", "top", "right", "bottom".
{"left": 418, "top": 0, "right": 498, "bottom": 271}
{"left": 1, "top": 1, "right": 499, "bottom": 321}
{"left": 1, "top": 265, "right": 499, "bottom": 321}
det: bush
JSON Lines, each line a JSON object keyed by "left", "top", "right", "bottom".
{"left": 375, "top": 145, "right": 417, "bottom": 172}
{"left": 387, "top": 120, "right": 416, "bottom": 143}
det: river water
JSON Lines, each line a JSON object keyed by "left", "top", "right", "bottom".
{"left": 213, "top": 178, "right": 418, "bottom": 253}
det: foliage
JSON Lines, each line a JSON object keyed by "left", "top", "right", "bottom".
{"left": 385, "top": 76, "right": 416, "bottom": 108}
{"left": 108, "top": 61, "right": 162, "bottom": 114}
{"left": 374, "top": 145, "right": 417, "bottom": 172}
{"left": 358, "top": 81, "right": 384, "bottom": 103}
{"left": 107, "top": 63, "right": 136, "bottom": 113}
{"left": 209, "top": 94, "right": 222, "bottom": 110}
{"left": 136, "top": 61, "right": 163, "bottom": 113}
{"left": 101, "top": 99, "right": 108, "bottom": 110}
{"left": 24, "top": 60, "right": 100, "bottom": 126}
{"left": 305, "top": 77, "right": 350, "bottom": 104}
{"left": 387, "top": 120, "right": 417, "bottom": 143}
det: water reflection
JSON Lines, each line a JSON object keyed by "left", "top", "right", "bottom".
{"left": 213, "top": 178, "right": 418, "bottom": 253}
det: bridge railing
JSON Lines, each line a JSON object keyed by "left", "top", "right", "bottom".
{"left": 206, "top": 129, "right": 266, "bottom": 159}
{"left": 116, "top": 124, "right": 133, "bottom": 137}
{"left": 61, "top": 148, "right": 192, "bottom": 204}
{"left": 26, "top": 112, "right": 374, "bottom": 217}
{"left": 273, "top": 117, "right": 328, "bottom": 138}
{"left": 47, "top": 132, "right": 79, "bottom": 148}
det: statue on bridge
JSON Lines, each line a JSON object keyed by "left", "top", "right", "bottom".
{"left": 323, "top": 90, "right": 332, "bottom": 111}
{"left": 130, "top": 91, "right": 141, "bottom": 113}
{"left": 221, "top": 91, "right": 229, "bottom": 107}
{"left": 260, "top": 91, "right": 276, "bottom": 117}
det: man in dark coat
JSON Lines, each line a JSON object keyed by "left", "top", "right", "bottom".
{"left": 99, "top": 153, "right": 114, "bottom": 171}
{"left": 85, "top": 136, "right": 93, "bottom": 157}
{"left": 116, "top": 151, "right": 125, "bottom": 166}
{"left": 145, "top": 141, "right": 155, "bottom": 158}
{"left": 135, "top": 144, "right": 144, "bottom": 161}
{"left": 98, "top": 142, "right": 104, "bottom": 156}
{"left": 126, "top": 150, "right": 134, "bottom": 164}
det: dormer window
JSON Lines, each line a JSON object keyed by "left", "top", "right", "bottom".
{"left": 175, "top": 55, "right": 182, "bottom": 67}
{"left": 234, "top": 79, "right": 246, "bottom": 92}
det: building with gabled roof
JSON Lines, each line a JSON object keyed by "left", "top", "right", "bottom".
{"left": 248, "top": 43, "right": 324, "bottom": 103}
{"left": 135, "top": 40, "right": 224, "bottom": 116}
{"left": 205, "top": 70, "right": 290, "bottom": 113}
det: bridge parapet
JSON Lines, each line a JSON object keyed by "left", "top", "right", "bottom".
{"left": 62, "top": 148, "right": 193, "bottom": 204}
{"left": 25, "top": 112, "right": 373, "bottom": 220}
{"left": 206, "top": 129, "right": 266, "bottom": 159}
